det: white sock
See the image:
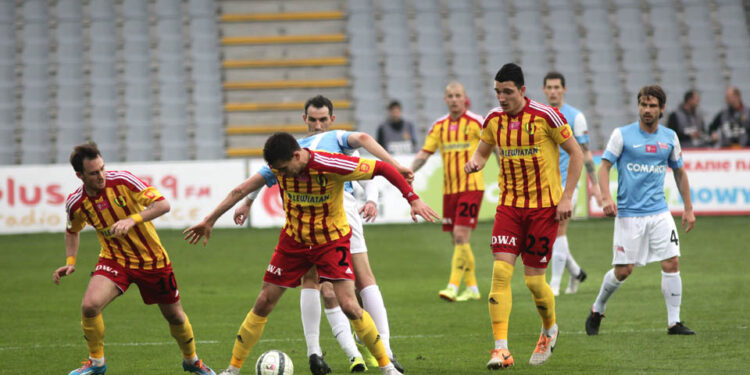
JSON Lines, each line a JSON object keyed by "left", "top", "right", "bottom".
{"left": 300, "top": 288, "right": 322, "bottom": 357}
{"left": 446, "top": 283, "right": 458, "bottom": 292}
{"left": 90, "top": 356, "right": 105, "bottom": 366}
{"left": 225, "top": 365, "right": 240, "bottom": 375}
{"left": 661, "top": 271, "right": 682, "bottom": 326}
{"left": 360, "top": 285, "right": 392, "bottom": 358}
{"left": 562, "top": 237, "right": 581, "bottom": 277}
{"left": 185, "top": 354, "right": 198, "bottom": 365}
{"left": 542, "top": 323, "right": 558, "bottom": 337}
{"left": 494, "top": 339, "right": 508, "bottom": 350}
{"left": 593, "top": 268, "right": 623, "bottom": 313}
{"left": 324, "top": 306, "right": 360, "bottom": 359}
{"left": 549, "top": 235, "right": 568, "bottom": 293}
{"left": 468, "top": 285, "right": 479, "bottom": 294}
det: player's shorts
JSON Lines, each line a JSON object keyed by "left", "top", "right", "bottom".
{"left": 265, "top": 232, "right": 354, "bottom": 288}
{"left": 442, "top": 190, "right": 484, "bottom": 231}
{"left": 91, "top": 258, "right": 180, "bottom": 305}
{"left": 344, "top": 192, "right": 367, "bottom": 254}
{"left": 491, "top": 205, "right": 559, "bottom": 269}
{"left": 612, "top": 211, "right": 680, "bottom": 267}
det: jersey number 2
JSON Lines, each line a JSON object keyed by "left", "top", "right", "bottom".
{"left": 335, "top": 247, "right": 349, "bottom": 267}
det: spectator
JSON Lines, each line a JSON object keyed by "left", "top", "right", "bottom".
{"left": 667, "top": 90, "right": 710, "bottom": 148}
{"left": 376, "top": 100, "right": 418, "bottom": 154}
{"left": 708, "top": 87, "right": 750, "bottom": 147}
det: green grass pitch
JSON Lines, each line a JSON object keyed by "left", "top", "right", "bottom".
{"left": 0, "top": 216, "right": 747, "bottom": 374}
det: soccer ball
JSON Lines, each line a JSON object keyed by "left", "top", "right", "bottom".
{"left": 255, "top": 350, "right": 294, "bottom": 375}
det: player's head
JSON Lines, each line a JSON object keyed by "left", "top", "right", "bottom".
{"left": 444, "top": 81, "right": 467, "bottom": 115}
{"left": 494, "top": 63, "right": 526, "bottom": 115}
{"left": 388, "top": 100, "right": 402, "bottom": 121}
{"left": 70, "top": 142, "right": 106, "bottom": 191}
{"left": 683, "top": 89, "right": 700, "bottom": 109}
{"left": 264, "top": 132, "right": 306, "bottom": 177}
{"left": 725, "top": 86, "right": 742, "bottom": 110}
{"left": 303, "top": 95, "right": 335, "bottom": 133}
{"left": 637, "top": 85, "right": 667, "bottom": 126}
{"left": 542, "top": 71, "right": 566, "bottom": 108}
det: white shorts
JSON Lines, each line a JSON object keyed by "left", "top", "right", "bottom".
{"left": 612, "top": 211, "right": 680, "bottom": 267}
{"left": 344, "top": 192, "right": 368, "bottom": 254}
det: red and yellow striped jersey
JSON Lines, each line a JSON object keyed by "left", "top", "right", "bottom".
{"left": 421, "top": 110, "right": 485, "bottom": 194}
{"left": 480, "top": 99, "right": 573, "bottom": 208}
{"left": 276, "top": 150, "right": 377, "bottom": 245}
{"left": 65, "top": 171, "right": 169, "bottom": 270}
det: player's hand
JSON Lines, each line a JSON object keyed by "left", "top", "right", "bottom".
{"left": 601, "top": 196, "right": 617, "bottom": 217}
{"left": 409, "top": 199, "right": 440, "bottom": 223}
{"left": 183, "top": 221, "right": 213, "bottom": 246}
{"left": 359, "top": 201, "right": 378, "bottom": 222}
{"left": 396, "top": 165, "right": 415, "bottom": 185}
{"left": 682, "top": 208, "right": 696, "bottom": 233}
{"left": 53, "top": 265, "right": 75, "bottom": 284}
{"left": 110, "top": 217, "right": 136, "bottom": 237}
{"left": 556, "top": 197, "right": 573, "bottom": 221}
{"left": 234, "top": 201, "right": 250, "bottom": 225}
{"left": 464, "top": 160, "right": 481, "bottom": 174}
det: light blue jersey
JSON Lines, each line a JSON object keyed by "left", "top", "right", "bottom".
{"left": 602, "top": 122, "right": 683, "bottom": 217}
{"left": 258, "top": 130, "right": 358, "bottom": 193}
{"left": 558, "top": 103, "right": 590, "bottom": 185}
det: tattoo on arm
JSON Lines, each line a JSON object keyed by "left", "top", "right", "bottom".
{"left": 412, "top": 158, "right": 426, "bottom": 172}
{"left": 585, "top": 160, "right": 597, "bottom": 183}
{"left": 230, "top": 188, "right": 244, "bottom": 198}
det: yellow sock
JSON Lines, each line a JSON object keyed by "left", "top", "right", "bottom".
{"left": 448, "top": 243, "right": 466, "bottom": 286}
{"left": 461, "top": 243, "right": 477, "bottom": 287}
{"left": 81, "top": 314, "right": 105, "bottom": 359}
{"left": 169, "top": 316, "right": 197, "bottom": 360}
{"left": 350, "top": 311, "right": 389, "bottom": 367}
{"left": 229, "top": 310, "right": 268, "bottom": 369}
{"left": 525, "top": 274, "right": 556, "bottom": 330}
{"left": 488, "top": 261, "right": 514, "bottom": 341}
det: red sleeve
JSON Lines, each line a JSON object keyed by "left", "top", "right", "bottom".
{"left": 373, "top": 161, "right": 420, "bottom": 203}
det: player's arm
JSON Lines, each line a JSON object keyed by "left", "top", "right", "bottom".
{"left": 371, "top": 160, "right": 440, "bottom": 223}
{"left": 581, "top": 142, "right": 602, "bottom": 206}
{"left": 347, "top": 132, "right": 413, "bottom": 183}
{"left": 465, "top": 140, "right": 494, "bottom": 174}
{"left": 410, "top": 150, "right": 431, "bottom": 172}
{"left": 53, "top": 230, "right": 80, "bottom": 284}
{"left": 184, "top": 173, "right": 267, "bottom": 245}
{"left": 234, "top": 185, "right": 263, "bottom": 225}
{"left": 358, "top": 178, "right": 381, "bottom": 222}
{"left": 492, "top": 145, "right": 502, "bottom": 166}
{"left": 672, "top": 167, "right": 695, "bottom": 232}
{"left": 558, "top": 136, "right": 583, "bottom": 221}
{"left": 598, "top": 159, "right": 616, "bottom": 217}
{"left": 110, "top": 198, "right": 170, "bottom": 237}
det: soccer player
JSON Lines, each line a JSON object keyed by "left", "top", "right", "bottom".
{"left": 233, "top": 95, "right": 409, "bottom": 373}
{"left": 542, "top": 71, "right": 603, "bottom": 296}
{"left": 53, "top": 143, "right": 215, "bottom": 375}
{"left": 410, "top": 81, "right": 488, "bottom": 302}
{"left": 465, "top": 63, "right": 583, "bottom": 369}
{"left": 585, "top": 85, "right": 696, "bottom": 336}
{"left": 183, "top": 133, "right": 439, "bottom": 375}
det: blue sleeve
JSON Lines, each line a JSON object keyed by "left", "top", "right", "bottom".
{"left": 602, "top": 150, "right": 619, "bottom": 164}
{"left": 258, "top": 165, "right": 278, "bottom": 187}
{"left": 575, "top": 134, "right": 590, "bottom": 145}
{"left": 338, "top": 130, "right": 357, "bottom": 150}
{"left": 668, "top": 157, "right": 684, "bottom": 170}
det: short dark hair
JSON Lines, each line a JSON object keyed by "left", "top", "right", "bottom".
{"left": 70, "top": 142, "right": 101, "bottom": 173}
{"left": 263, "top": 132, "right": 301, "bottom": 166}
{"left": 683, "top": 89, "right": 697, "bottom": 103}
{"left": 543, "top": 71, "right": 566, "bottom": 88}
{"left": 387, "top": 100, "right": 401, "bottom": 110}
{"left": 495, "top": 63, "right": 525, "bottom": 89}
{"left": 637, "top": 85, "right": 667, "bottom": 108}
{"left": 304, "top": 95, "right": 333, "bottom": 116}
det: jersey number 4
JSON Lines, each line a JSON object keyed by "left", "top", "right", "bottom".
{"left": 670, "top": 230, "right": 679, "bottom": 246}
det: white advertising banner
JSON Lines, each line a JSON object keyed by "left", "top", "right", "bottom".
{"left": 0, "top": 160, "right": 247, "bottom": 234}
{"left": 589, "top": 149, "right": 750, "bottom": 217}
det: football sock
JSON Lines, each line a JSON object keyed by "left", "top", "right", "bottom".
{"left": 543, "top": 323, "right": 559, "bottom": 338}
{"left": 563, "top": 238, "right": 581, "bottom": 278}
{"left": 81, "top": 314, "right": 105, "bottom": 359}
{"left": 661, "top": 271, "right": 682, "bottom": 326}
{"left": 448, "top": 244, "right": 466, "bottom": 287}
{"left": 549, "top": 235, "right": 568, "bottom": 293}
{"left": 325, "top": 306, "right": 360, "bottom": 359}
{"left": 488, "top": 261, "right": 514, "bottom": 342}
{"left": 593, "top": 268, "right": 623, "bottom": 313}
{"left": 350, "top": 311, "right": 389, "bottom": 367}
{"left": 494, "top": 339, "right": 508, "bottom": 350}
{"left": 360, "top": 285, "right": 393, "bottom": 358}
{"left": 230, "top": 310, "right": 267, "bottom": 369}
{"left": 460, "top": 243, "right": 478, "bottom": 289}
{"left": 300, "top": 288, "right": 323, "bottom": 357}
{"left": 525, "top": 274, "right": 556, "bottom": 330}
{"left": 89, "top": 356, "right": 105, "bottom": 367}
{"left": 169, "top": 316, "right": 197, "bottom": 360}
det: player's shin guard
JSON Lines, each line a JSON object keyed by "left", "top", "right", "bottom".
{"left": 661, "top": 271, "right": 682, "bottom": 326}
{"left": 549, "top": 237, "right": 568, "bottom": 293}
{"left": 300, "top": 288, "right": 323, "bottom": 357}
{"left": 448, "top": 244, "right": 466, "bottom": 287}
{"left": 350, "top": 311, "right": 389, "bottom": 367}
{"left": 325, "top": 306, "right": 360, "bottom": 359}
{"left": 169, "top": 316, "right": 197, "bottom": 360}
{"left": 230, "top": 311, "right": 267, "bottom": 369}
{"left": 461, "top": 243, "right": 478, "bottom": 288}
{"left": 525, "top": 274, "right": 556, "bottom": 330}
{"left": 82, "top": 314, "right": 105, "bottom": 359}
{"left": 488, "top": 261, "right": 514, "bottom": 341}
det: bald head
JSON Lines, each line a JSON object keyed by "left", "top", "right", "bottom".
{"left": 444, "top": 81, "right": 467, "bottom": 118}
{"left": 726, "top": 86, "right": 742, "bottom": 110}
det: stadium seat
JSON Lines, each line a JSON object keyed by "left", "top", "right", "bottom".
{"left": 155, "top": 0, "right": 182, "bottom": 19}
